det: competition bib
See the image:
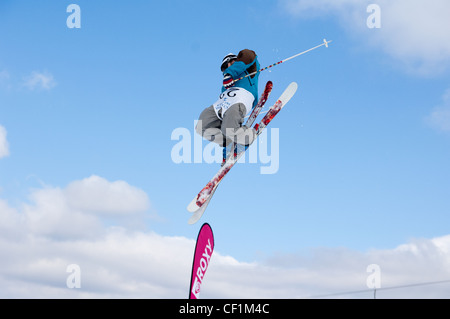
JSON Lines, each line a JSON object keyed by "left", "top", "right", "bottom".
{"left": 213, "top": 87, "right": 255, "bottom": 119}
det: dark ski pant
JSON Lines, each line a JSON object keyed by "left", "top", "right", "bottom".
{"left": 195, "top": 103, "right": 256, "bottom": 147}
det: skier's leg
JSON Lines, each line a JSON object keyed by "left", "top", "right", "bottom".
{"left": 222, "top": 103, "right": 256, "bottom": 146}
{"left": 196, "top": 105, "right": 231, "bottom": 147}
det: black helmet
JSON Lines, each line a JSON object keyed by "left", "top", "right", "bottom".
{"left": 220, "top": 53, "right": 237, "bottom": 72}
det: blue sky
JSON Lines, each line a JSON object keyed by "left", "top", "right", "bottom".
{"left": 1, "top": 0, "right": 450, "bottom": 298}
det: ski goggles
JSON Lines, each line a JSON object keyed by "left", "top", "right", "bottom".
{"left": 221, "top": 54, "right": 237, "bottom": 72}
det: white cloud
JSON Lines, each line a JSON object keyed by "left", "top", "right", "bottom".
{"left": 0, "top": 176, "right": 449, "bottom": 298}
{"left": 0, "top": 199, "right": 22, "bottom": 240}
{"left": 22, "top": 186, "right": 104, "bottom": 240}
{"left": 64, "top": 175, "right": 150, "bottom": 215}
{"left": 23, "top": 71, "right": 56, "bottom": 91}
{"left": 3, "top": 175, "right": 152, "bottom": 241}
{"left": 426, "top": 89, "right": 450, "bottom": 132}
{"left": 0, "top": 228, "right": 194, "bottom": 298}
{"left": 282, "top": 0, "right": 450, "bottom": 75}
{"left": 0, "top": 125, "right": 10, "bottom": 159}
{"left": 205, "top": 236, "right": 450, "bottom": 299}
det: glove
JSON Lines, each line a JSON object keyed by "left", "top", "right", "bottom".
{"left": 223, "top": 74, "right": 234, "bottom": 89}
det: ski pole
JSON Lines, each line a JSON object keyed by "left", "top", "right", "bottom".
{"left": 231, "top": 38, "right": 332, "bottom": 85}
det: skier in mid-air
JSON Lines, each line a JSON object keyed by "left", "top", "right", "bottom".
{"left": 188, "top": 40, "right": 330, "bottom": 222}
{"left": 195, "top": 49, "right": 260, "bottom": 164}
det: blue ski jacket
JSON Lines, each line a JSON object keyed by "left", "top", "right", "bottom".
{"left": 222, "top": 50, "right": 260, "bottom": 108}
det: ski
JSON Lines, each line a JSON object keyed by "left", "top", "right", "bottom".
{"left": 187, "top": 81, "right": 273, "bottom": 214}
{"left": 188, "top": 184, "right": 218, "bottom": 224}
{"left": 246, "top": 81, "right": 273, "bottom": 127}
{"left": 187, "top": 82, "right": 298, "bottom": 223}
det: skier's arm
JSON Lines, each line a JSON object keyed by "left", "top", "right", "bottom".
{"left": 223, "top": 59, "right": 258, "bottom": 89}
{"left": 222, "top": 49, "right": 258, "bottom": 89}
{"left": 223, "top": 61, "right": 250, "bottom": 80}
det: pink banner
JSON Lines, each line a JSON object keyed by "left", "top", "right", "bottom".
{"left": 189, "top": 223, "right": 214, "bottom": 299}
